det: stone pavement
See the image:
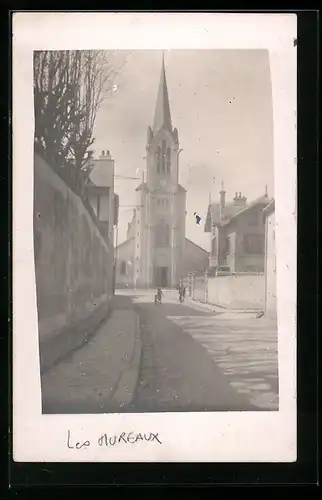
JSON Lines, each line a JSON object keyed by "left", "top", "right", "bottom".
{"left": 41, "top": 295, "right": 141, "bottom": 413}
{"left": 168, "top": 314, "right": 278, "bottom": 410}
{"left": 132, "top": 290, "right": 278, "bottom": 411}
{"left": 131, "top": 291, "right": 258, "bottom": 412}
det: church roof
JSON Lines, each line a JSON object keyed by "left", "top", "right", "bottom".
{"left": 185, "top": 238, "right": 209, "bottom": 254}
{"left": 153, "top": 55, "right": 172, "bottom": 135}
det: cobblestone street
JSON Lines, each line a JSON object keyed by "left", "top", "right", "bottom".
{"left": 133, "top": 291, "right": 278, "bottom": 411}
{"left": 130, "top": 290, "right": 278, "bottom": 412}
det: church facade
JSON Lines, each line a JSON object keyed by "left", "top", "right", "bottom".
{"left": 115, "top": 56, "right": 209, "bottom": 289}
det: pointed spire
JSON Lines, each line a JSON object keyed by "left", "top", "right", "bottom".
{"left": 153, "top": 52, "right": 172, "bottom": 135}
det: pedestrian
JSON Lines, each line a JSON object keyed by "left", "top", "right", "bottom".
{"left": 156, "top": 287, "right": 163, "bottom": 304}
{"left": 178, "top": 281, "right": 185, "bottom": 302}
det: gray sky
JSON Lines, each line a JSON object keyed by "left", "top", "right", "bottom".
{"left": 93, "top": 49, "right": 274, "bottom": 250}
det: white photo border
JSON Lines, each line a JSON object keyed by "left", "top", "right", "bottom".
{"left": 12, "top": 12, "right": 297, "bottom": 463}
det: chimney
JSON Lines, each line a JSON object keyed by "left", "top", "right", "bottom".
{"left": 233, "top": 191, "right": 247, "bottom": 206}
{"left": 100, "top": 150, "right": 105, "bottom": 158}
{"left": 219, "top": 181, "right": 226, "bottom": 220}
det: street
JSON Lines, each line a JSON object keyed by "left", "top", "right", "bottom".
{"left": 41, "top": 289, "right": 278, "bottom": 414}
{"left": 129, "top": 289, "right": 278, "bottom": 412}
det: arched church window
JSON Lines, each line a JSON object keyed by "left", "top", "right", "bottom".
{"left": 166, "top": 147, "right": 171, "bottom": 173}
{"left": 156, "top": 146, "right": 161, "bottom": 173}
{"left": 155, "top": 220, "right": 170, "bottom": 247}
{"left": 161, "top": 140, "right": 166, "bottom": 173}
{"left": 120, "top": 261, "right": 126, "bottom": 275}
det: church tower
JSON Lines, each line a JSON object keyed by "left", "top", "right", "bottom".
{"left": 137, "top": 54, "right": 186, "bottom": 288}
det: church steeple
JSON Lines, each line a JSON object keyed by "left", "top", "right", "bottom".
{"left": 153, "top": 53, "right": 172, "bottom": 135}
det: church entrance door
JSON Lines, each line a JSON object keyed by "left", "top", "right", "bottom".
{"left": 154, "top": 266, "right": 168, "bottom": 288}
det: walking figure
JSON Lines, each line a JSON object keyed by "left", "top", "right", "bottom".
{"left": 178, "top": 282, "right": 186, "bottom": 303}
{"left": 154, "top": 287, "right": 163, "bottom": 304}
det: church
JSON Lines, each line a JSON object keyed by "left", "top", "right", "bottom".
{"left": 115, "top": 56, "right": 209, "bottom": 289}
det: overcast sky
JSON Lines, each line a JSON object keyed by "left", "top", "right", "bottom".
{"left": 93, "top": 49, "right": 274, "bottom": 250}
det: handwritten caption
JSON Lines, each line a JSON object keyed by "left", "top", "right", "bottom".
{"left": 67, "top": 430, "right": 162, "bottom": 450}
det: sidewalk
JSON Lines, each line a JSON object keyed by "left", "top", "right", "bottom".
{"left": 41, "top": 295, "right": 142, "bottom": 414}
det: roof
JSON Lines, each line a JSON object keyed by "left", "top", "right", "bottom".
{"left": 116, "top": 237, "right": 134, "bottom": 250}
{"left": 204, "top": 202, "right": 242, "bottom": 232}
{"left": 153, "top": 55, "right": 172, "bottom": 135}
{"left": 221, "top": 195, "right": 270, "bottom": 227}
{"left": 185, "top": 238, "right": 209, "bottom": 254}
{"left": 263, "top": 199, "right": 275, "bottom": 216}
{"left": 88, "top": 158, "right": 114, "bottom": 188}
{"left": 204, "top": 194, "right": 270, "bottom": 232}
{"left": 211, "top": 203, "right": 242, "bottom": 223}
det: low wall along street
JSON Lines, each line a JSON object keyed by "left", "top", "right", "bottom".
{"left": 190, "top": 273, "right": 265, "bottom": 310}
{"left": 34, "top": 154, "right": 114, "bottom": 372}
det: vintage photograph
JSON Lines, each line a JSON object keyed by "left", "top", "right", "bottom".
{"left": 34, "top": 49, "right": 278, "bottom": 415}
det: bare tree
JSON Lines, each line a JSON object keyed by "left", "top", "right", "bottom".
{"left": 34, "top": 50, "right": 121, "bottom": 192}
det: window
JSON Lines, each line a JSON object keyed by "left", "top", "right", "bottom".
{"left": 161, "top": 140, "right": 166, "bottom": 173}
{"left": 243, "top": 235, "right": 265, "bottom": 254}
{"left": 137, "top": 243, "right": 139, "bottom": 248}
{"left": 155, "top": 220, "right": 170, "bottom": 247}
{"left": 120, "top": 261, "right": 126, "bottom": 275}
{"left": 166, "top": 147, "right": 171, "bottom": 173}
{"left": 156, "top": 146, "right": 161, "bottom": 173}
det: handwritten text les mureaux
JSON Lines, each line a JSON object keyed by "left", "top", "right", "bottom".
{"left": 67, "top": 430, "right": 162, "bottom": 450}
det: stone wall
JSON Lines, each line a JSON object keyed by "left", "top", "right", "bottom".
{"left": 34, "top": 154, "right": 114, "bottom": 371}
{"left": 191, "top": 273, "right": 265, "bottom": 310}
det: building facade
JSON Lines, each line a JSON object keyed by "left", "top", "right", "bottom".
{"left": 204, "top": 186, "right": 270, "bottom": 273}
{"left": 85, "top": 149, "right": 119, "bottom": 293}
{"left": 115, "top": 56, "right": 208, "bottom": 289}
{"left": 263, "top": 199, "right": 276, "bottom": 318}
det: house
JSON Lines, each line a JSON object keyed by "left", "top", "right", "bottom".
{"left": 85, "top": 150, "right": 119, "bottom": 244}
{"left": 204, "top": 184, "right": 270, "bottom": 273}
{"left": 263, "top": 199, "right": 276, "bottom": 318}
